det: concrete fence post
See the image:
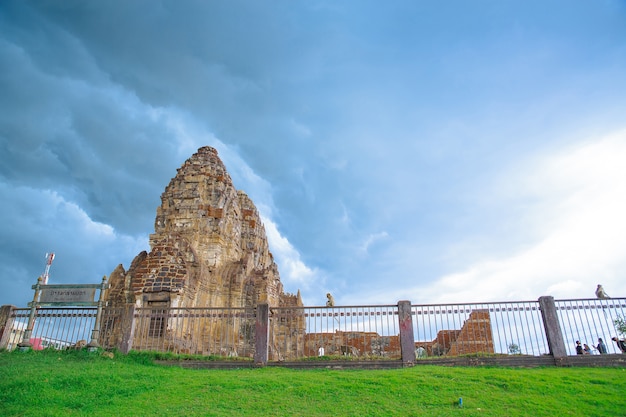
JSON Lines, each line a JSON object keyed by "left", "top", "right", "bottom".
{"left": 87, "top": 276, "right": 109, "bottom": 351}
{"left": 538, "top": 296, "right": 568, "bottom": 365}
{"left": 254, "top": 303, "right": 270, "bottom": 366}
{"left": 119, "top": 304, "right": 137, "bottom": 354}
{"left": 398, "top": 300, "right": 416, "bottom": 365}
{"left": 0, "top": 305, "right": 17, "bottom": 350}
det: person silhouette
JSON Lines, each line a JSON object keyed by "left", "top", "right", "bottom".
{"left": 575, "top": 341, "right": 583, "bottom": 355}
{"left": 612, "top": 337, "right": 626, "bottom": 353}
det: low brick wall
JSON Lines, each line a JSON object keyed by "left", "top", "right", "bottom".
{"left": 156, "top": 354, "right": 626, "bottom": 370}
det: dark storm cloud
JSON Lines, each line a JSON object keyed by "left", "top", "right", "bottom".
{"left": 0, "top": 4, "right": 186, "bottom": 234}
{"left": 0, "top": 181, "right": 147, "bottom": 306}
{"left": 7, "top": 0, "right": 340, "bottom": 227}
{"left": 1, "top": 0, "right": 626, "bottom": 308}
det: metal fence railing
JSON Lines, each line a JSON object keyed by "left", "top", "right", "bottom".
{"left": 3, "top": 298, "right": 626, "bottom": 362}
{"left": 554, "top": 298, "right": 626, "bottom": 355}
{"left": 270, "top": 305, "right": 400, "bottom": 361}
{"left": 8, "top": 307, "right": 96, "bottom": 350}
{"left": 411, "top": 301, "right": 549, "bottom": 358}
{"left": 129, "top": 307, "right": 256, "bottom": 357}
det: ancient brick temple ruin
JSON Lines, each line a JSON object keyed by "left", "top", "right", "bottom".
{"left": 302, "top": 310, "right": 494, "bottom": 359}
{"left": 98, "top": 146, "right": 495, "bottom": 361}
{"left": 414, "top": 310, "right": 494, "bottom": 357}
{"left": 104, "top": 146, "right": 303, "bottom": 356}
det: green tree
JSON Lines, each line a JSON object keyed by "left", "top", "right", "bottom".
{"left": 508, "top": 343, "right": 521, "bottom": 355}
{"left": 615, "top": 316, "right": 626, "bottom": 336}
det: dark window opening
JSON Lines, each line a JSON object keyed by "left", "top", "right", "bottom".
{"left": 149, "top": 312, "right": 166, "bottom": 337}
{"left": 147, "top": 300, "right": 169, "bottom": 338}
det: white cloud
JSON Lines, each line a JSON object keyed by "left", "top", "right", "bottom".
{"left": 46, "top": 191, "right": 115, "bottom": 238}
{"left": 339, "top": 202, "right": 351, "bottom": 225}
{"left": 288, "top": 118, "right": 312, "bottom": 138}
{"left": 262, "top": 215, "right": 318, "bottom": 291}
{"left": 156, "top": 108, "right": 221, "bottom": 161}
{"left": 359, "top": 231, "right": 389, "bottom": 253}
{"left": 415, "top": 129, "right": 626, "bottom": 303}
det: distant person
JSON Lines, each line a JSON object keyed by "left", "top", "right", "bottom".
{"left": 583, "top": 344, "right": 592, "bottom": 355}
{"left": 597, "top": 338, "right": 607, "bottom": 354}
{"left": 326, "top": 293, "right": 335, "bottom": 307}
{"left": 612, "top": 337, "right": 626, "bottom": 353}
{"left": 595, "top": 284, "right": 610, "bottom": 299}
{"left": 575, "top": 341, "right": 584, "bottom": 355}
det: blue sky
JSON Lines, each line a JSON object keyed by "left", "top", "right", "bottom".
{"left": 1, "top": 0, "right": 626, "bottom": 308}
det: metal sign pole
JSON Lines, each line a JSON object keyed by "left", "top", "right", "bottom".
{"left": 18, "top": 277, "right": 43, "bottom": 351}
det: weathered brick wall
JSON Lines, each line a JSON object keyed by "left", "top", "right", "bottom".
{"left": 415, "top": 310, "right": 495, "bottom": 356}
{"left": 447, "top": 310, "right": 494, "bottom": 355}
{"left": 304, "top": 331, "right": 402, "bottom": 358}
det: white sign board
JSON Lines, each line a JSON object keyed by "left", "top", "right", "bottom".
{"left": 40, "top": 287, "right": 96, "bottom": 303}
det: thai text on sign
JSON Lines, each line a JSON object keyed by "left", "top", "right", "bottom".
{"left": 40, "top": 287, "right": 96, "bottom": 303}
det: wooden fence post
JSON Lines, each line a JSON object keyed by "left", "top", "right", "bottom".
{"left": 398, "top": 300, "right": 416, "bottom": 365}
{"left": 254, "top": 303, "right": 270, "bottom": 366}
{"left": 0, "top": 305, "right": 17, "bottom": 350}
{"left": 538, "top": 296, "right": 567, "bottom": 365}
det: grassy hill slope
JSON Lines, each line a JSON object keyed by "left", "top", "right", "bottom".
{"left": 1, "top": 350, "right": 624, "bottom": 416}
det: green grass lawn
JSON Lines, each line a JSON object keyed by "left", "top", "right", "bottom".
{"left": 1, "top": 349, "right": 624, "bottom": 416}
